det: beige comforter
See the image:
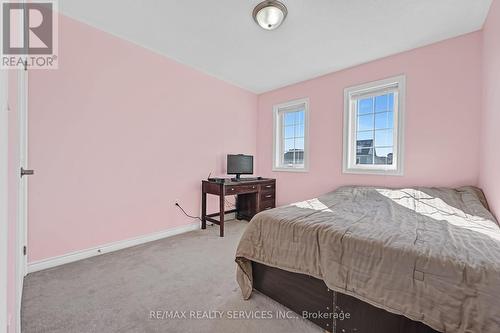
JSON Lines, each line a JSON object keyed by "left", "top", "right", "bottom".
{"left": 235, "top": 186, "right": 500, "bottom": 333}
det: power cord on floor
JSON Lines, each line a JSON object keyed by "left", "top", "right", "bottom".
{"left": 175, "top": 202, "right": 219, "bottom": 227}
{"left": 175, "top": 202, "right": 203, "bottom": 222}
{"left": 175, "top": 200, "right": 237, "bottom": 226}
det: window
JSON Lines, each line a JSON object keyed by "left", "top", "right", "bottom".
{"left": 273, "top": 98, "right": 309, "bottom": 171}
{"left": 343, "top": 75, "right": 405, "bottom": 175}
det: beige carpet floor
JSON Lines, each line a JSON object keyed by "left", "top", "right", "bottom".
{"left": 22, "top": 220, "right": 322, "bottom": 333}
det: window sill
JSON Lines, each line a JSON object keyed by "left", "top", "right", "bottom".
{"left": 272, "top": 166, "right": 309, "bottom": 173}
{"left": 342, "top": 167, "right": 403, "bottom": 176}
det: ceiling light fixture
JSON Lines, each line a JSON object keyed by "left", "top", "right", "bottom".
{"left": 252, "top": 1, "right": 288, "bottom": 31}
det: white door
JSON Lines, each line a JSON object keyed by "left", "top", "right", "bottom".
{"left": 16, "top": 68, "right": 29, "bottom": 333}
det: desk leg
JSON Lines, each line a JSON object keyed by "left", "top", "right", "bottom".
{"left": 219, "top": 193, "right": 225, "bottom": 237}
{"left": 201, "top": 191, "right": 207, "bottom": 229}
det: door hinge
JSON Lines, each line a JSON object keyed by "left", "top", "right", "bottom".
{"left": 23, "top": 246, "right": 27, "bottom": 256}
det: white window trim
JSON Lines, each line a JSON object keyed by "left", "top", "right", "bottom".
{"left": 272, "top": 98, "right": 310, "bottom": 172}
{"left": 343, "top": 75, "right": 406, "bottom": 176}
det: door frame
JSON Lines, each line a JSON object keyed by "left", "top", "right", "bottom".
{"left": 0, "top": 69, "right": 9, "bottom": 333}
{"left": 15, "top": 67, "right": 28, "bottom": 333}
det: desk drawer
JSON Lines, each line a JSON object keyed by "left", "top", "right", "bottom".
{"left": 260, "top": 199, "right": 275, "bottom": 211}
{"left": 260, "top": 182, "right": 275, "bottom": 192}
{"left": 261, "top": 192, "right": 275, "bottom": 201}
{"left": 226, "top": 184, "right": 258, "bottom": 194}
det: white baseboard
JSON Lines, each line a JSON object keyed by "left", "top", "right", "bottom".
{"left": 27, "top": 222, "right": 200, "bottom": 274}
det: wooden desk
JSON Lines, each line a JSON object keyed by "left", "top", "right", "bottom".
{"left": 201, "top": 178, "right": 276, "bottom": 237}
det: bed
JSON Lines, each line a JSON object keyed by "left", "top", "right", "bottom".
{"left": 235, "top": 186, "right": 500, "bottom": 333}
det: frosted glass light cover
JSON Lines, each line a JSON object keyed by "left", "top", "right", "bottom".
{"left": 255, "top": 5, "right": 285, "bottom": 30}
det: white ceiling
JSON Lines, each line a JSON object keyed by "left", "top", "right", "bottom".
{"left": 59, "top": 0, "right": 492, "bottom": 93}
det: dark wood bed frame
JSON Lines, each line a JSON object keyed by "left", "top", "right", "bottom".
{"left": 252, "top": 261, "right": 440, "bottom": 333}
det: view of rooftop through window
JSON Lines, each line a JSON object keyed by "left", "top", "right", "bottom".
{"left": 283, "top": 109, "right": 305, "bottom": 166}
{"left": 356, "top": 93, "right": 394, "bottom": 165}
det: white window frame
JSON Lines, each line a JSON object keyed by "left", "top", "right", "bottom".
{"left": 272, "top": 98, "right": 310, "bottom": 172}
{"left": 343, "top": 75, "right": 406, "bottom": 175}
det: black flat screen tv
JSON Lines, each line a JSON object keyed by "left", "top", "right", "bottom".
{"left": 227, "top": 154, "right": 253, "bottom": 180}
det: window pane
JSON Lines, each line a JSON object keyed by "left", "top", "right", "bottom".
{"left": 357, "top": 134, "right": 373, "bottom": 165}
{"left": 284, "top": 126, "right": 294, "bottom": 139}
{"left": 388, "top": 93, "right": 394, "bottom": 111}
{"left": 375, "top": 129, "right": 393, "bottom": 146}
{"left": 284, "top": 112, "right": 296, "bottom": 126}
{"left": 357, "top": 142, "right": 372, "bottom": 151}
{"left": 375, "top": 94, "right": 389, "bottom": 112}
{"left": 295, "top": 138, "right": 304, "bottom": 150}
{"left": 357, "top": 131, "right": 374, "bottom": 153}
{"left": 283, "top": 138, "right": 295, "bottom": 165}
{"left": 284, "top": 138, "right": 294, "bottom": 152}
{"left": 294, "top": 150, "right": 304, "bottom": 164}
{"left": 375, "top": 111, "right": 394, "bottom": 130}
{"left": 357, "top": 114, "right": 374, "bottom": 131}
{"left": 283, "top": 151, "right": 294, "bottom": 165}
{"left": 356, "top": 151, "right": 373, "bottom": 165}
{"left": 357, "top": 130, "right": 374, "bottom": 142}
{"left": 295, "top": 124, "right": 304, "bottom": 137}
{"left": 296, "top": 111, "right": 305, "bottom": 124}
{"left": 358, "top": 98, "right": 373, "bottom": 115}
{"left": 374, "top": 147, "right": 394, "bottom": 165}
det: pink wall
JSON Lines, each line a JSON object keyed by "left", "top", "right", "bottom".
{"left": 257, "top": 33, "right": 483, "bottom": 205}
{"left": 7, "top": 71, "right": 19, "bottom": 332}
{"left": 26, "top": 8, "right": 497, "bottom": 263}
{"left": 28, "top": 15, "right": 257, "bottom": 262}
{"left": 479, "top": 0, "right": 500, "bottom": 219}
